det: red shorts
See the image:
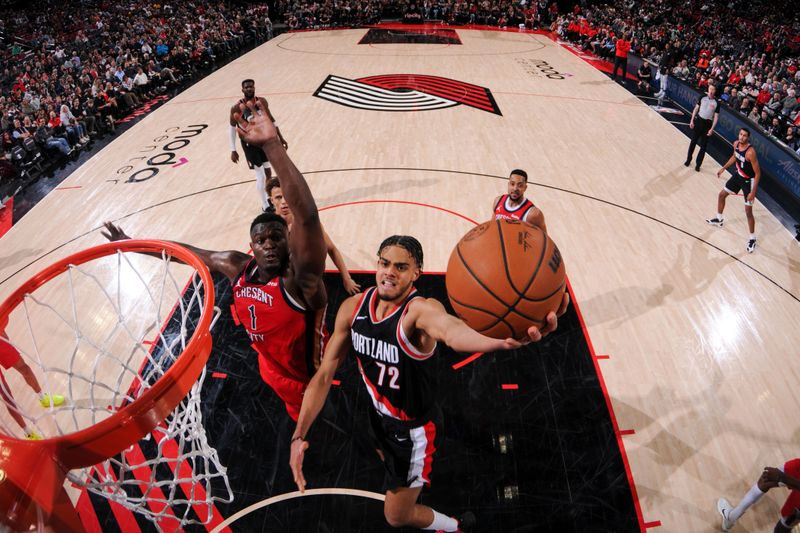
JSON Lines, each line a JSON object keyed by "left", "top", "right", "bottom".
{"left": 0, "top": 340, "right": 21, "bottom": 370}
{"left": 781, "top": 459, "right": 800, "bottom": 520}
{"left": 257, "top": 356, "right": 308, "bottom": 422}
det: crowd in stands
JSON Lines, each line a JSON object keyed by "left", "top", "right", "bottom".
{"left": 275, "top": 0, "right": 560, "bottom": 32}
{"left": 0, "top": 0, "right": 273, "bottom": 184}
{"left": 553, "top": 0, "right": 800, "bottom": 155}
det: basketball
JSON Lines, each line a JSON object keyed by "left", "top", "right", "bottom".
{"left": 446, "top": 219, "right": 566, "bottom": 340}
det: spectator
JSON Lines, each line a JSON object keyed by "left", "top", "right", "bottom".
{"left": 637, "top": 61, "right": 653, "bottom": 94}
{"left": 612, "top": 34, "right": 632, "bottom": 83}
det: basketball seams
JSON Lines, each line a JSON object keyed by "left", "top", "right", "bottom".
{"left": 518, "top": 280, "right": 566, "bottom": 303}
{"left": 456, "top": 243, "right": 511, "bottom": 306}
{"left": 448, "top": 294, "right": 518, "bottom": 336}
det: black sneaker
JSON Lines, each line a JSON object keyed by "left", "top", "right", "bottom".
{"left": 684, "top": 159, "right": 691, "bottom": 167}
{"left": 706, "top": 217, "right": 723, "bottom": 227}
{"left": 456, "top": 511, "right": 476, "bottom": 532}
{"left": 695, "top": 164, "right": 701, "bottom": 172}
{"left": 746, "top": 238, "right": 756, "bottom": 253}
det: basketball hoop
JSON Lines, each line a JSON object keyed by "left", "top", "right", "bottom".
{"left": 0, "top": 239, "right": 231, "bottom": 531}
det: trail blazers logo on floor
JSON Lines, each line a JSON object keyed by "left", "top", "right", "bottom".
{"left": 314, "top": 74, "right": 502, "bottom": 115}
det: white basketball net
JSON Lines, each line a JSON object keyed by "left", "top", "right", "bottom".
{"left": 0, "top": 246, "right": 232, "bottom": 530}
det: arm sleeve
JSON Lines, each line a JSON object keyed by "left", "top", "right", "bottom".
{"left": 229, "top": 124, "right": 237, "bottom": 151}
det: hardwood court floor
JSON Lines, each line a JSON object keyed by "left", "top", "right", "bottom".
{"left": 1, "top": 26, "right": 799, "bottom": 532}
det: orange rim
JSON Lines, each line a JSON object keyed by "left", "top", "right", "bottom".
{"left": 0, "top": 239, "right": 215, "bottom": 468}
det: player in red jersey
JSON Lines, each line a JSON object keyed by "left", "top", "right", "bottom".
{"left": 103, "top": 99, "right": 327, "bottom": 421}
{"left": 288, "top": 236, "right": 569, "bottom": 532}
{"left": 492, "top": 169, "right": 547, "bottom": 232}
{"left": 718, "top": 459, "right": 800, "bottom": 532}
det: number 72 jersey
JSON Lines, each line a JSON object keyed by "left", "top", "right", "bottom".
{"left": 350, "top": 287, "right": 437, "bottom": 422}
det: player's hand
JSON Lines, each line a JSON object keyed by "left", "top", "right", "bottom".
{"left": 707, "top": 129, "right": 714, "bottom": 137}
{"left": 747, "top": 191, "right": 755, "bottom": 203}
{"left": 101, "top": 221, "right": 130, "bottom": 242}
{"left": 230, "top": 151, "right": 239, "bottom": 163}
{"left": 343, "top": 277, "right": 361, "bottom": 295}
{"left": 760, "top": 466, "right": 782, "bottom": 489}
{"left": 716, "top": 168, "right": 724, "bottom": 178}
{"left": 234, "top": 101, "right": 280, "bottom": 149}
{"left": 689, "top": 120, "right": 694, "bottom": 129}
{"left": 520, "top": 291, "right": 570, "bottom": 343}
{"left": 290, "top": 438, "right": 310, "bottom": 493}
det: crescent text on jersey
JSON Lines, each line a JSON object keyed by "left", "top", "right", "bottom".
{"left": 234, "top": 286, "right": 275, "bottom": 307}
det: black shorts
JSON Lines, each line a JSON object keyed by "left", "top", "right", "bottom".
{"left": 724, "top": 174, "right": 752, "bottom": 202}
{"left": 367, "top": 405, "right": 442, "bottom": 490}
{"left": 242, "top": 139, "right": 268, "bottom": 169}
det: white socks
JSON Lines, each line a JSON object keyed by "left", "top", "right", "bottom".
{"left": 729, "top": 484, "right": 765, "bottom": 523}
{"left": 255, "top": 165, "right": 269, "bottom": 210}
{"left": 424, "top": 510, "right": 458, "bottom": 531}
{"left": 717, "top": 213, "right": 724, "bottom": 220}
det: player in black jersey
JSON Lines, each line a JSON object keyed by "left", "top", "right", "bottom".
{"left": 289, "top": 236, "right": 569, "bottom": 532}
{"left": 706, "top": 128, "right": 761, "bottom": 253}
{"left": 229, "top": 79, "right": 288, "bottom": 212}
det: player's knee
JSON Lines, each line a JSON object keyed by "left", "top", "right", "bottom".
{"left": 383, "top": 502, "right": 412, "bottom": 528}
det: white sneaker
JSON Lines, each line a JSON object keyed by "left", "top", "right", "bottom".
{"left": 746, "top": 239, "right": 756, "bottom": 253}
{"left": 717, "top": 498, "right": 735, "bottom": 531}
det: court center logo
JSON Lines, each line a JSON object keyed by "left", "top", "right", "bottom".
{"left": 314, "top": 74, "right": 502, "bottom": 115}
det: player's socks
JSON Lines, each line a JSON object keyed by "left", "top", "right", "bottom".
{"left": 255, "top": 166, "right": 269, "bottom": 211}
{"left": 425, "top": 510, "right": 458, "bottom": 531}
{"left": 728, "top": 484, "right": 765, "bottom": 523}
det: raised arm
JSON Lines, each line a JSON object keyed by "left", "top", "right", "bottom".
{"left": 259, "top": 97, "right": 288, "bottom": 149}
{"left": 323, "top": 226, "right": 361, "bottom": 295}
{"left": 234, "top": 100, "right": 327, "bottom": 307}
{"left": 289, "top": 295, "right": 358, "bottom": 492}
{"left": 101, "top": 221, "right": 251, "bottom": 283}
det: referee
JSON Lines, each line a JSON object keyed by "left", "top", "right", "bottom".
{"left": 685, "top": 83, "right": 720, "bottom": 171}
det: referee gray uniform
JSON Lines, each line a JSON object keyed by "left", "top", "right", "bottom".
{"left": 686, "top": 88, "right": 720, "bottom": 170}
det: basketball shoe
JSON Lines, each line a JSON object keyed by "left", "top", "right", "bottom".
{"left": 717, "top": 498, "right": 735, "bottom": 531}
{"left": 26, "top": 431, "right": 43, "bottom": 440}
{"left": 435, "top": 512, "right": 476, "bottom": 533}
{"left": 40, "top": 394, "right": 65, "bottom": 408}
{"left": 706, "top": 217, "right": 724, "bottom": 227}
{"left": 746, "top": 239, "right": 756, "bottom": 253}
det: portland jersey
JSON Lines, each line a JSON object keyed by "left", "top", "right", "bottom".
{"left": 734, "top": 142, "right": 755, "bottom": 180}
{"left": 232, "top": 259, "right": 326, "bottom": 384}
{"left": 494, "top": 194, "right": 535, "bottom": 222}
{"left": 350, "top": 287, "right": 436, "bottom": 422}
{"left": 239, "top": 98, "right": 268, "bottom": 167}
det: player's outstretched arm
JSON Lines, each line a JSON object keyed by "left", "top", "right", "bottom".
{"left": 411, "top": 292, "right": 569, "bottom": 352}
{"left": 323, "top": 227, "right": 361, "bottom": 295}
{"left": 101, "top": 222, "right": 251, "bottom": 283}
{"left": 289, "top": 296, "right": 358, "bottom": 492}
{"left": 233, "top": 101, "right": 327, "bottom": 305}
